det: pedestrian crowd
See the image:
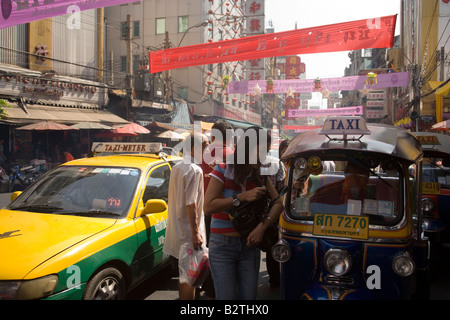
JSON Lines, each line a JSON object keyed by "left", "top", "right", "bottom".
{"left": 163, "top": 120, "right": 289, "bottom": 300}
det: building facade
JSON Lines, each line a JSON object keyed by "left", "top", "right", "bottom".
{"left": 104, "top": 0, "right": 263, "bottom": 128}
{"left": 0, "top": 9, "right": 129, "bottom": 162}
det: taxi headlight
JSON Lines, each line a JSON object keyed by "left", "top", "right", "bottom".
{"left": 421, "top": 198, "right": 434, "bottom": 214}
{"left": 392, "top": 252, "right": 415, "bottom": 277}
{"left": 15, "top": 275, "right": 58, "bottom": 300}
{"left": 323, "top": 248, "right": 352, "bottom": 276}
{"left": 271, "top": 239, "right": 291, "bottom": 263}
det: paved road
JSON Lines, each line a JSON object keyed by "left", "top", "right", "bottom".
{"left": 125, "top": 251, "right": 280, "bottom": 300}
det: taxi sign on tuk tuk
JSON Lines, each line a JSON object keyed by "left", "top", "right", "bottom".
{"left": 319, "top": 116, "right": 371, "bottom": 138}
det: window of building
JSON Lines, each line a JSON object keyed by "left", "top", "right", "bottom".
{"left": 133, "top": 55, "right": 140, "bottom": 72}
{"left": 120, "top": 56, "right": 127, "bottom": 72}
{"left": 121, "top": 22, "right": 127, "bottom": 39}
{"left": 133, "top": 21, "right": 140, "bottom": 38}
{"left": 156, "top": 18, "right": 166, "bottom": 35}
{"left": 178, "top": 16, "right": 189, "bottom": 33}
{"left": 178, "top": 87, "right": 188, "bottom": 100}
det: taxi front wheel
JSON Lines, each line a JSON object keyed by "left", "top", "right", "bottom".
{"left": 82, "top": 267, "right": 126, "bottom": 300}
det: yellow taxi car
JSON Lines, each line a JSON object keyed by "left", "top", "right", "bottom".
{"left": 0, "top": 143, "right": 181, "bottom": 300}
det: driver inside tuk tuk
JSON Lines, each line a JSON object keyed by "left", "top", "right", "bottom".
{"left": 310, "top": 160, "right": 370, "bottom": 210}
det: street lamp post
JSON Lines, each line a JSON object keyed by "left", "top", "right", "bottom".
{"left": 178, "top": 21, "right": 208, "bottom": 47}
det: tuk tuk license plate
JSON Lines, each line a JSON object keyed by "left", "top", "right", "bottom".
{"left": 313, "top": 214, "right": 369, "bottom": 240}
{"left": 422, "top": 182, "right": 440, "bottom": 195}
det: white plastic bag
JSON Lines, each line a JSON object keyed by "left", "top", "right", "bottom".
{"left": 178, "top": 243, "right": 210, "bottom": 287}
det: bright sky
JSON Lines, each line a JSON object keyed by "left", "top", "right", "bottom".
{"left": 265, "top": 0, "right": 401, "bottom": 79}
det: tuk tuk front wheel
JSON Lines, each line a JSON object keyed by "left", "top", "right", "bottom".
{"left": 413, "top": 268, "right": 430, "bottom": 300}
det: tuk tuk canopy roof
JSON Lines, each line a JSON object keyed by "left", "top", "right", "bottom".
{"left": 282, "top": 123, "right": 422, "bottom": 163}
{"left": 414, "top": 132, "right": 450, "bottom": 158}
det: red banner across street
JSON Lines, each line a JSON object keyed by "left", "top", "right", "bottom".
{"left": 149, "top": 15, "right": 397, "bottom": 74}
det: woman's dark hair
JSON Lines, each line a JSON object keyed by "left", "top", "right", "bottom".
{"left": 232, "top": 126, "right": 271, "bottom": 186}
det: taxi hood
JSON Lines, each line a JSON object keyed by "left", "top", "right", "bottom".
{"left": 0, "top": 209, "right": 116, "bottom": 280}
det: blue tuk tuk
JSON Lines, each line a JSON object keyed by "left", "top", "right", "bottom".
{"left": 415, "top": 132, "right": 450, "bottom": 265}
{"left": 272, "top": 116, "right": 430, "bottom": 300}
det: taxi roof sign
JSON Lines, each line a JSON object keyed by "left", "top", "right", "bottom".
{"left": 91, "top": 142, "right": 162, "bottom": 153}
{"left": 319, "top": 116, "right": 371, "bottom": 139}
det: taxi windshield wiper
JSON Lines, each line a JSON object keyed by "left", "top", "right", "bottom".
{"left": 12, "top": 204, "right": 64, "bottom": 213}
{"left": 57, "top": 209, "right": 121, "bottom": 217}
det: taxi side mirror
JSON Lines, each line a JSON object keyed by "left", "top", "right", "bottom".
{"left": 143, "top": 199, "right": 168, "bottom": 215}
{"left": 11, "top": 191, "right": 22, "bottom": 202}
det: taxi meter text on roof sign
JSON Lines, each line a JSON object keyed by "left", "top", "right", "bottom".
{"left": 91, "top": 142, "right": 162, "bottom": 153}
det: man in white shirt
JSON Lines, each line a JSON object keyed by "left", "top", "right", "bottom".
{"left": 163, "top": 132, "right": 209, "bottom": 300}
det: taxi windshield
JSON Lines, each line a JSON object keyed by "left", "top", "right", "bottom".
{"left": 287, "top": 154, "right": 404, "bottom": 226}
{"left": 8, "top": 166, "right": 141, "bottom": 218}
{"left": 423, "top": 158, "right": 450, "bottom": 189}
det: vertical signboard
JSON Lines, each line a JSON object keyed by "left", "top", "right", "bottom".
{"left": 245, "top": 0, "right": 265, "bottom": 81}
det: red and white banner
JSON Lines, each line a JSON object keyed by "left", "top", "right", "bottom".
{"left": 149, "top": 15, "right": 397, "bottom": 73}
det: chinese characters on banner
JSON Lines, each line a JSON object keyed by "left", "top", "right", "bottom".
{"left": 245, "top": 0, "right": 265, "bottom": 82}
{"left": 0, "top": 0, "right": 137, "bottom": 29}
{"left": 149, "top": 15, "right": 397, "bottom": 73}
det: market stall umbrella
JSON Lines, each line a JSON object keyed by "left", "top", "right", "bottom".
{"left": 17, "top": 120, "right": 79, "bottom": 131}
{"left": 70, "top": 122, "right": 113, "bottom": 152}
{"left": 431, "top": 120, "right": 450, "bottom": 131}
{"left": 115, "top": 122, "right": 150, "bottom": 134}
{"left": 94, "top": 130, "right": 138, "bottom": 138}
{"left": 157, "top": 130, "right": 186, "bottom": 140}
{"left": 16, "top": 120, "right": 79, "bottom": 159}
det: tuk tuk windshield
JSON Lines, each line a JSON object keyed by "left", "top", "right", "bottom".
{"left": 423, "top": 158, "right": 450, "bottom": 189}
{"left": 288, "top": 155, "right": 404, "bottom": 226}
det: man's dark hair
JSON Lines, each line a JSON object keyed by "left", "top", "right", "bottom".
{"left": 279, "top": 139, "right": 290, "bottom": 153}
{"left": 211, "top": 120, "right": 233, "bottom": 143}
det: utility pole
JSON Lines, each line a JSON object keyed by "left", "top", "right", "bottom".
{"left": 164, "top": 31, "right": 171, "bottom": 105}
{"left": 126, "top": 14, "right": 133, "bottom": 121}
{"left": 440, "top": 47, "right": 445, "bottom": 81}
{"left": 96, "top": 7, "right": 104, "bottom": 83}
{"left": 412, "top": 64, "right": 421, "bottom": 132}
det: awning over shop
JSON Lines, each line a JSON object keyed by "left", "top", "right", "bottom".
{"left": 219, "top": 119, "right": 259, "bottom": 130}
{"left": 428, "top": 81, "right": 450, "bottom": 123}
{"left": 0, "top": 103, "right": 129, "bottom": 127}
{"left": 193, "top": 114, "right": 259, "bottom": 130}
